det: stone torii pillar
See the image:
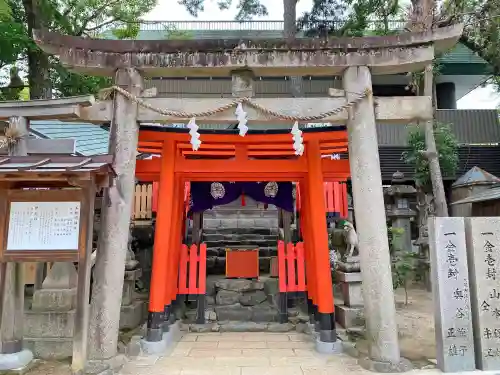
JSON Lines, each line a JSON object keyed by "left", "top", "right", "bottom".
{"left": 343, "top": 66, "right": 410, "bottom": 372}
{"left": 89, "top": 68, "right": 143, "bottom": 362}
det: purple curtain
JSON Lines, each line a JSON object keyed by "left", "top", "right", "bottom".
{"left": 189, "top": 182, "right": 294, "bottom": 213}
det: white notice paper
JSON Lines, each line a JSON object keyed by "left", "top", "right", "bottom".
{"left": 6, "top": 201, "right": 81, "bottom": 251}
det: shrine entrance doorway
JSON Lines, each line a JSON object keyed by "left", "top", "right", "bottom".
{"left": 135, "top": 125, "right": 350, "bottom": 346}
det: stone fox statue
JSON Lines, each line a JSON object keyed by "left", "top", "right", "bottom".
{"left": 342, "top": 221, "right": 359, "bottom": 257}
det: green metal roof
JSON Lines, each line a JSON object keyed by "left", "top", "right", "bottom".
{"left": 30, "top": 121, "right": 109, "bottom": 156}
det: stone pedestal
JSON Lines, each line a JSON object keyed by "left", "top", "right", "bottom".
{"left": 429, "top": 217, "right": 476, "bottom": 372}
{"left": 119, "top": 269, "right": 145, "bottom": 330}
{"left": 335, "top": 267, "right": 364, "bottom": 329}
{"left": 24, "top": 263, "right": 78, "bottom": 360}
{"left": 465, "top": 217, "right": 500, "bottom": 371}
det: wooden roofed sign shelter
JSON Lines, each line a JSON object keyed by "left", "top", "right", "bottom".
{"left": 33, "top": 23, "right": 463, "bottom": 367}
{"left": 0, "top": 155, "right": 114, "bottom": 375}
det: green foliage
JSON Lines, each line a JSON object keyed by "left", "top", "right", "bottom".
{"left": 112, "top": 23, "right": 141, "bottom": 39}
{"left": 402, "top": 122, "right": 459, "bottom": 190}
{"left": 0, "top": 0, "right": 156, "bottom": 99}
{"left": 0, "top": 0, "right": 11, "bottom": 18}
{"left": 49, "top": 61, "right": 112, "bottom": 98}
{"left": 0, "top": 2, "right": 31, "bottom": 70}
{"left": 163, "top": 25, "right": 194, "bottom": 40}
{"left": 441, "top": 0, "right": 500, "bottom": 85}
{"left": 178, "top": 0, "right": 268, "bottom": 20}
{"left": 297, "top": 0, "right": 404, "bottom": 37}
{"left": 389, "top": 227, "right": 417, "bottom": 305}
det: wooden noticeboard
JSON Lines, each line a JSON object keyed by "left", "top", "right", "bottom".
{"left": 0, "top": 189, "right": 89, "bottom": 262}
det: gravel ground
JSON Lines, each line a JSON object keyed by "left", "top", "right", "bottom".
{"left": 395, "top": 287, "right": 436, "bottom": 362}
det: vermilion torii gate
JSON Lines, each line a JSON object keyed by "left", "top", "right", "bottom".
{"left": 136, "top": 126, "right": 350, "bottom": 345}
{"left": 33, "top": 23, "right": 463, "bottom": 368}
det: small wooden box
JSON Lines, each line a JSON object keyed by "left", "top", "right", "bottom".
{"left": 226, "top": 248, "right": 259, "bottom": 278}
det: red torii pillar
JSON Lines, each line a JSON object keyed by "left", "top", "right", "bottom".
{"left": 303, "top": 140, "right": 338, "bottom": 349}
{"left": 147, "top": 140, "right": 176, "bottom": 341}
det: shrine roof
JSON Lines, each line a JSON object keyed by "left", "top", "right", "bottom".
{"left": 0, "top": 155, "right": 114, "bottom": 175}
{"left": 138, "top": 125, "right": 348, "bottom": 158}
{"left": 30, "top": 121, "right": 110, "bottom": 156}
{"left": 140, "top": 124, "right": 346, "bottom": 134}
{"left": 451, "top": 184, "right": 500, "bottom": 205}
{"left": 451, "top": 166, "right": 500, "bottom": 188}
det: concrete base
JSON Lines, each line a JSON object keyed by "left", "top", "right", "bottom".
{"left": 119, "top": 300, "right": 145, "bottom": 330}
{"left": 335, "top": 304, "right": 364, "bottom": 328}
{"left": 139, "top": 338, "right": 166, "bottom": 355}
{"left": 0, "top": 350, "right": 33, "bottom": 371}
{"left": 86, "top": 354, "right": 127, "bottom": 375}
{"left": 140, "top": 321, "right": 182, "bottom": 356}
{"left": 24, "top": 338, "right": 72, "bottom": 360}
{"left": 315, "top": 338, "right": 343, "bottom": 354}
{"left": 358, "top": 357, "right": 413, "bottom": 373}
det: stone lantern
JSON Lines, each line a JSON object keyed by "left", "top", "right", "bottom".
{"left": 384, "top": 171, "right": 417, "bottom": 252}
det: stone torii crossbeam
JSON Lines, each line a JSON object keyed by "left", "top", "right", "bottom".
{"left": 33, "top": 24, "right": 463, "bottom": 372}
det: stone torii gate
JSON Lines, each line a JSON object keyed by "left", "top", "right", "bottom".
{"left": 34, "top": 24, "right": 462, "bottom": 370}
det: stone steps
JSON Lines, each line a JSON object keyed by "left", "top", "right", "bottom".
{"left": 206, "top": 247, "right": 277, "bottom": 257}
{"left": 198, "top": 203, "right": 280, "bottom": 274}
{"left": 203, "top": 233, "right": 277, "bottom": 242}
{"left": 200, "top": 228, "right": 278, "bottom": 236}
{"left": 204, "top": 239, "right": 277, "bottom": 248}
{"left": 204, "top": 209, "right": 278, "bottom": 218}
{"left": 204, "top": 218, "right": 279, "bottom": 229}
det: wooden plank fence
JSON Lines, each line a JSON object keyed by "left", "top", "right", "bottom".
{"left": 131, "top": 184, "right": 154, "bottom": 220}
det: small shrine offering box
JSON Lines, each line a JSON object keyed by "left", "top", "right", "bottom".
{"left": 0, "top": 189, "right": 88, "bottom": 262}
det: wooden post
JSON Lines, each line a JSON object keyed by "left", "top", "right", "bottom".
{"left": 277, "top": 209, "right": 291, "bottom": 323}
{"left": 147, "top": 140, "right": 175, "bottom": 341}
{"left": 72, "top": 182, "right": 95, "bottom": 375}
{"left": 192, "top": 212, "right": 202, "bottom": 245}
{"left": 305, "top": 140, "right": 336, "bottom": 344}
{"left": 89, "top": 68, "right": 143, "bottom": 360}
{"left": 0, "top": 116, "right": 30, "bottom": 360}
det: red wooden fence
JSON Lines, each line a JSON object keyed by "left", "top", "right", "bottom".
{"left": 277, "top": 241, "right": 306, "bottom": 293}
{"left": 178, "top": 243, "right": 207, "bottom": 295}
{"left": 295, "top": 182, "right": 348, "bottom": 218}
{"left": 323, "top": 181, "right": 348, "bottom": 217}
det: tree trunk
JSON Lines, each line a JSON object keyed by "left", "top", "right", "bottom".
{"left": 283, "top": 0, "right": 302, "bottom": 98}
{"left": 23, "top": 0, "right": 52, "bottom": 99}
{"left": 415, "top": 185, "right": 434, "bottom": 291}
{"left": 416, "top": 185, "right": 435, "bottom": 245}
{"left": 410, "top": 0, "right": 448, "bottom": 217}
{"left": 423, "top": 66, "right": 448, "bottom": 217}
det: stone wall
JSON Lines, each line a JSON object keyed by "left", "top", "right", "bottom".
{"left": 202, "top": 278, "right": 281, "bottom": 323}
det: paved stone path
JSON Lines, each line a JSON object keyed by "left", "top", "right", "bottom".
{"left": 119, "top": 332, "right": 374, "bottom": 375}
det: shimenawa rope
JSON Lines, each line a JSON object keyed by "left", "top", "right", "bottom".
{"left": 98, "top": 86, "right": 371, "bottom": 122}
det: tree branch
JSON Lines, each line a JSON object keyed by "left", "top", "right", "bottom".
{"left": 76, "top": 0, "right": 123, "bottom": 35}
